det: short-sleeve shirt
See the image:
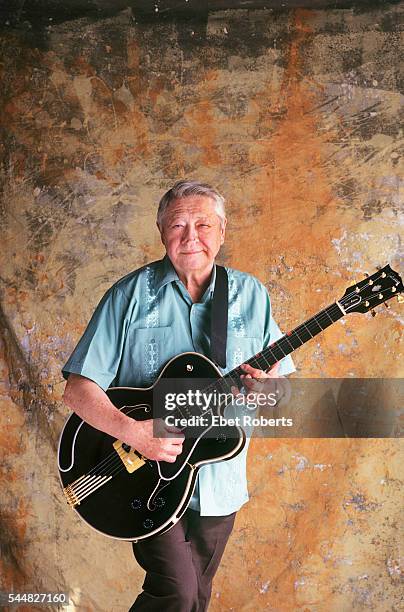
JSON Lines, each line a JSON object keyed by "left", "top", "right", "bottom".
{"left": 62, "top": 255, "right": 295, "bottom": 515}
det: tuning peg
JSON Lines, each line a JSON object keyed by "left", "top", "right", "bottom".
{"left": 398, "top": 294, "right": 404, "bottom": 304}
{"left": 371, "top": 310, "right": 377, "bottom": 317}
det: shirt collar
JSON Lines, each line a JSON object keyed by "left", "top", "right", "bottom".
{"left": 155, "top": 254, "right": 216, "bottom": 299}
{"left": 154, "top": 255, "right": 179, "bottom": 293}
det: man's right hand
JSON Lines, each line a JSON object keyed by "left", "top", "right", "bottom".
{"left": 63, "top": 374, "right": 184, "bottom": 463}
{"left": 125, "top": 418, "right": 185, "bottom": 463}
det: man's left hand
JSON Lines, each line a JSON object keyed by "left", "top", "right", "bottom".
{"left": 235, "top": 362, "right": 291, "bottom": 407}
{"left": 239, "top": 362, "right": 282, "bottom": 393}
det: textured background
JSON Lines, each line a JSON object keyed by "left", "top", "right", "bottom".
{"left": 0, "top": 2, "right": 403, "bottom": 610}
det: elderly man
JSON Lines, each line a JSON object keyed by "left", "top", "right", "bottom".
{"left": 62, "top": 180, "right": 295, "bottom": 611}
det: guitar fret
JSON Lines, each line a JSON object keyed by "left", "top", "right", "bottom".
{"left": 225, "top": 370, "right": 242, "bottom": 390}
{"left": 248, "top": 357, "right": 260, "bottom": 368}
{"left": 304, "top": 320, "right": 317, "bottom": 335}
{"left": 267, "top": 344, "right": 286, "bottom": 362}
{"left": 246, "top": 352, "right": 268, "bottom": 370}
{"left": 285, "top": 334, "right": 303, "bottom": 350}
{"left": 282, "top": 335, "right": 296, "bottom": 352}
{"left": 295, "top": 326, "right": 312, "bottom": 343}
{"left": 261, "top": 353, "right": 271, "bottom": 368}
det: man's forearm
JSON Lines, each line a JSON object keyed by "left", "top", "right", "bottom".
{"left": 62, "top": 374, "right": 135, "bottom": 443}
{"left": 62, "top": 373, "right": 184, "bottom": 462}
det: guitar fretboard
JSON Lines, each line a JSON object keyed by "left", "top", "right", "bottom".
{"left": 216, "top": 302, "right": 344, "bottom": 393}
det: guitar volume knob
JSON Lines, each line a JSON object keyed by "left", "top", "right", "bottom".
{"left": 131, "top": 498, "right": 142, "bottom": 510}
{"left": 155, "top": 496, "right": 165, "bottom": 509}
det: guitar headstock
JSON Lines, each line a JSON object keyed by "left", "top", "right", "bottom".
{"left": 339, "top": 265, "right": 403, "bottom": 314}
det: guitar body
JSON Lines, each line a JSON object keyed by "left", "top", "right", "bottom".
{"left": 58, "top": 352, "right": 246, "bottom": 541}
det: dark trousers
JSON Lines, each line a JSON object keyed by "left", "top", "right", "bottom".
{"left": 129, "top": 508, "right": 236, "bottom": 612}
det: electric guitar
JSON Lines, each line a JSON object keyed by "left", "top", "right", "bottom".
{"left": 58, "top": 264, "right": 403, "bottom": 541}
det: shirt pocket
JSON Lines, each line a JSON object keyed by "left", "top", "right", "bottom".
{"left": 124, "top": 325, "right": 174, "bottom": 386}
{"left": 226, "top": 335, "right": 263, "bottom": 370}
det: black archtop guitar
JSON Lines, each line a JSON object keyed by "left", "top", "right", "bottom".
{"left": 58, "top": 265, "right": 403, "bottom": 541}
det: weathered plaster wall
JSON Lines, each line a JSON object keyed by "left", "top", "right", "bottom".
{"left": 0, "top": 4, "right": 402, "bottom": 611}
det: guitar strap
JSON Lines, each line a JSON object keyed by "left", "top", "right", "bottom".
{"left": 210, "top": 265, "right": 228, "bottom": 368}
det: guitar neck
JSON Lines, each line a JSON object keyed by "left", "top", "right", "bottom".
{"left": 214, "top": 262, "right": 403, "bottom": 391}
{"left": 222, "top": 302, "right": 344, "bottom": 387}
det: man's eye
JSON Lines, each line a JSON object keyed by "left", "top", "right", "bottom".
{"left": 199, "top": 224, "right": 210, "bottom": 228}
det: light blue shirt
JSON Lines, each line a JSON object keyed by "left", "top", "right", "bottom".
{"left": 62, "top": 256, "right": 295, "bottom": 515}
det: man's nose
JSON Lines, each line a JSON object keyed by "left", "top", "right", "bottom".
{"left": 183, "top": 224, "right": 198, "bottom": 241}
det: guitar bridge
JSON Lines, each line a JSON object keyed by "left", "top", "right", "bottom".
{"left": 113, "top": 440, "right": 146, "bottom": 473}
{"left": 63, "top": 483, "right": 80, "bottom": 507}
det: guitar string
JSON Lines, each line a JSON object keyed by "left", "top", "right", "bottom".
{"left": 70, "top": 449, "right": 165, "bottom": 501}
{"left": 177, "top": 304, "right": 340, "bottom": 404}
{"left": 188, "top": 302, "right": 343, "bottom": 404}
{"left": 71, "top": 424, "right": 203, "bottom": 495}
{"left": 171, "top": 282, "right": 396, "bottom": 428}
{"left": 244, "top": 279, "right": 383, "bottom": 372}
{"left": 79, "top": 442, "right": 131, "bottom": 477}
{"left": 69, "top": 454, "right": 123, "bottom": 485}
{"left": 219, "top": 302, "right": 344, "bottom": 392}
{"left": 200, "top": 276, "right": 395, "bottom": 400}
{"left": 70, "top": 475, "right": 112, "bottom": 499}
{"left": 67, "top": 277, "right": 396, "bottom": 499}
{"left": 71, "top": 475, "right": 115, "bottom": 502}
{"left": 71, "top": 434, "right": 203, "bottom": 501}
{"left": 69, "top": 457, "right": 137, "bottom": 498}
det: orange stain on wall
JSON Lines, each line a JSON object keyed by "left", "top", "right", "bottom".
{"left": 228, "top": 10, "right": 339, "bottom": 278}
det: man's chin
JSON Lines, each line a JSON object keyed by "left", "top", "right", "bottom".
{"left": 179, "top": 252, "right": 205, "bottom": 260}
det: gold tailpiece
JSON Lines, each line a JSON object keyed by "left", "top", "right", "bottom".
{"left": 63, "top": 483, "right": 80, "bottom": 507}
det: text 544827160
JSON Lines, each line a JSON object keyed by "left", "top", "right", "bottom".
{"left": 0, "top": 593, "right": 70, "bottom": 607}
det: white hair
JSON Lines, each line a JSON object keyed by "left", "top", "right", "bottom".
{"left": 157, "top": 180, "right": 226, "bottom": 228}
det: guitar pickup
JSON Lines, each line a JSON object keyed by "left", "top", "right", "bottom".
{"left": 113, "top": 440, "right": 146, "bottom": 473}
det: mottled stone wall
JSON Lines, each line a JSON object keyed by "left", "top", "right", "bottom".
{"left": 0, "top": 4, "right": 402, "bottom": 611}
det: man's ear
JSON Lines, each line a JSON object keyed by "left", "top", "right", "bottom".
{"left": 220, "top": 218, "right": 227, "bottom": 244}
{"left": 157, "top": 221, "right": 165, "bottom": 246}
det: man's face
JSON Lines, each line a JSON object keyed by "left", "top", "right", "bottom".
{"left": 159, "top": 195, "right": 226, "bottom": 276}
